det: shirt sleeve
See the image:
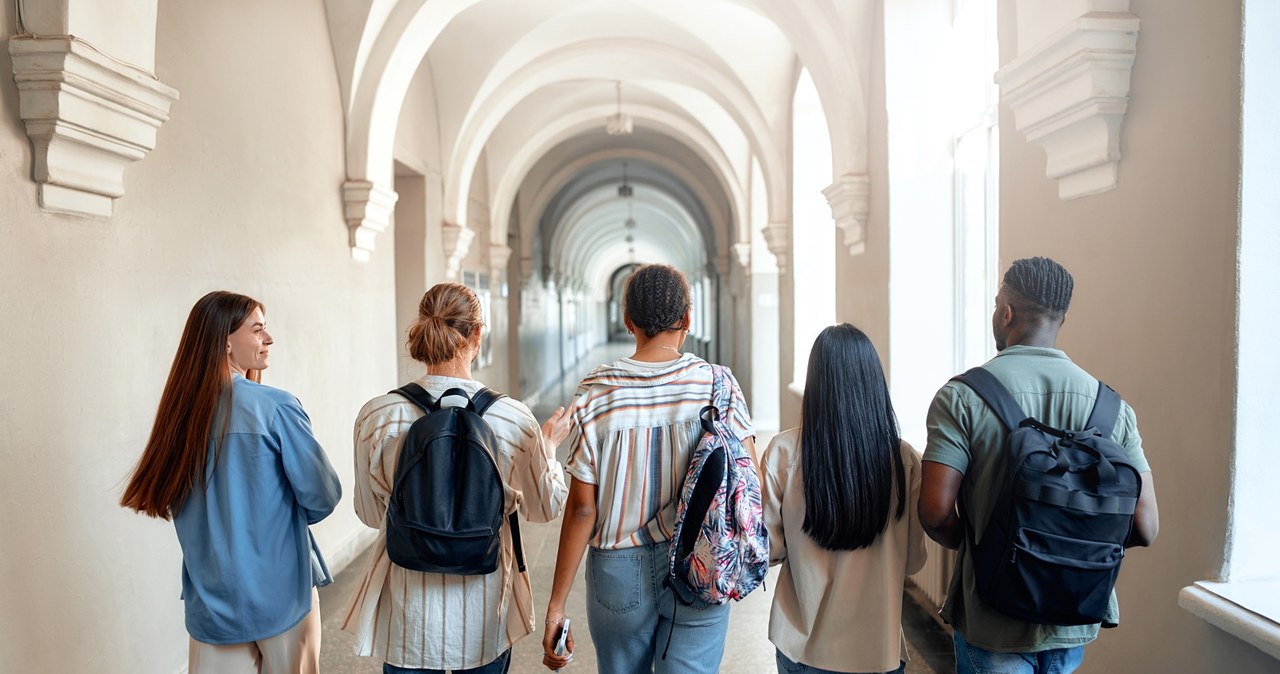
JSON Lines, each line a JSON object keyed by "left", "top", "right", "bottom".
{"left": 761, "top": 434, "right": 788, "bottom": 566}
{"left": 273, "top": 398, "right": 342, "bottom": 525}
{"left": 922, "top": 382, "right": 973, "bottom": 474}
{"left": 902, "top": 443, "right": 928, "bottom": 576}
{"left": 564, "top": 394, "right": 598, "bottom": 485}
{"left": 505, "top": 402, "right": 569, "bottom": 524}
{"left": 724, "top": 367, "right": 754, "bottom": 440}
{"left": 351, "top": 399, "right": 411, "bottom": 529}
{"left": 1115, "top": 401, "right": 1151, "bottom": 473}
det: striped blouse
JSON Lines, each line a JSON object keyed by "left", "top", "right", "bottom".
{"left": 565, "top": 354, "right": 753, "bottom": 550}
{"left": 341, "top": 375, "right": 568, "bottom": 670}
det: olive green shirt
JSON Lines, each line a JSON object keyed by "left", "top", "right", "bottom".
{"left": 923, "top": 346, "right": 1150, "bottom": 653}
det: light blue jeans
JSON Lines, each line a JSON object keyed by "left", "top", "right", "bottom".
{"left": 775, "top": 649, "right": 905, "bottom": 674}
{"left": 954, "top": 631, "right": 1085, "bottom": 674}
{"left": 585, "top": 542, "right": 731, "bottom": 674}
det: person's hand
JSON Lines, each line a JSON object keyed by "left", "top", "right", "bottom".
{"left": 541, "top": 615, "right": 574, "bottom": 671}
{"left": 541, "top": 406, "right": 571, "bottom": 447}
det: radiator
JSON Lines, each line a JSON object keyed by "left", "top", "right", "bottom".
{"left": 909, "top": 538, "right": 955, "bottom": 610}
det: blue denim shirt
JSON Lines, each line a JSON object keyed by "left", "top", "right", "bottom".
{"left": 174, "top": 374, "right": 342, "bottom": 644}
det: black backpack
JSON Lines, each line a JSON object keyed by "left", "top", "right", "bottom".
{"left": 384, "top": 384, "right": 525, "bottom": 576}
{"left": 955, "top": 367, "right": 1142, "bottom": 626}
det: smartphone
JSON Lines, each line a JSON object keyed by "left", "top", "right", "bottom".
{"left": 553, "top": 617, "right": 571, "bottom": 670}
{"left": 554, "top": 617, "right": 571, "bottom": 655}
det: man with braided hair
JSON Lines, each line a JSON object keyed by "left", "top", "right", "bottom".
{"left": 918, "top": 257, "right": 1159, "bottom": 674}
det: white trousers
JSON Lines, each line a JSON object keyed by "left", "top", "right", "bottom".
{"left": 188, "top": 589, "right": 321, "bottom": 674}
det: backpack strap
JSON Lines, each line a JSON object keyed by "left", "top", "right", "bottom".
{"left": 391, "top": 383, "right": 439, "bottom": 414}
{"left": 1085, "top": 381, "right": 1122, "bottom": 438}
{"left": 471, "top": 387, "right": 507, "bottom": 417}
{"left": 466, "top": 385, "right": 524, "bottom": 572}
{"left": 952, "top": 367, "right": 1028, "bottom": 432}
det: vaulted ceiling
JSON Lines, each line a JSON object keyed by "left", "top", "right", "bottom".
{"left": 328, "top": 0, "right": 874, "bottom": 287}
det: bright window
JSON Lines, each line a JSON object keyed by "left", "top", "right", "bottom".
{"left": 790, "top": 67, "right": 836, "bottom": 386}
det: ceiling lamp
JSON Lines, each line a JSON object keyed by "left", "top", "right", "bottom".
{"left": 606, "top": 81, "right": 634, "bottom": 136}
{"left": 618, "top": 161, "right": 634, "bottom": 198}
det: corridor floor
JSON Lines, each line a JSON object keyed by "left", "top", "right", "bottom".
{"left": 318, "top": 342, "right": 954, "bottom": 673}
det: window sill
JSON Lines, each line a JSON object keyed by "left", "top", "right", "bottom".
{"left": 1179, "top": 579, "right": 1280, "bottom": 661}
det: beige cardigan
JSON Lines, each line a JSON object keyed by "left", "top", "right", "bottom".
{"left": 761, "top": 429, "right": 927, "bottom": 672}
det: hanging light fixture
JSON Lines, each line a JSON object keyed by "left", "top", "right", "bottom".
{"left": 606, "top": 81, "right": 634, "bottom": 136}
{"left": 618, "top": 161, "right": 634, "bottom": 198}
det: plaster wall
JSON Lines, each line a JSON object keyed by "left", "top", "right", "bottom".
{"left": 997, "top": 0, "right": 1274, "bottom": 670}
{"left": 0, "top": 2, "right": 390, "bottom": 671}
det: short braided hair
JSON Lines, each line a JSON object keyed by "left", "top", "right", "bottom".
{"left": 1003, "top": 256, "right": 1074, "bottom": 319}
{"left": 624, "top": 264, "right": 691, "bottom": 338}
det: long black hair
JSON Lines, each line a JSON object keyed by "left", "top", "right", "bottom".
{"left": 799, "top": 323, "right": 905, "bottom": 550}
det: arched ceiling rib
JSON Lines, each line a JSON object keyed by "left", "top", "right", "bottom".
{"left": 329, "top": 0, "right": 878, "bottom": 261}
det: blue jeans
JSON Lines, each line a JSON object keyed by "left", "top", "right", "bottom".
{"left": 775, "top": 649, "right": 905, "bottom": 674}
{"left": 586, "top": 542, "right": 731, "bottom": 674}
{"left": 953, "top": 631, "right": 1084, "bottom": 674}
{"left": 383, "top": 649, "right": 511, "bottom": 674}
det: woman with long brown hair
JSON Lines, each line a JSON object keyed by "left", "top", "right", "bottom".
{"left": 343, "top": 282, "right": 570, "bottom": 674}
{"left": 120, "top": 290, "right": 342, "bottom": 674}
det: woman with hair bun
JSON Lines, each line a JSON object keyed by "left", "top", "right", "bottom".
{"left": 343, "top": 282, "right": 571, "bottom": 674}
{"left": 541, "top": 263, "right": 756, "bottom": 674}
{"left": 120, "top": 290, "right": 342, "bottom": 674}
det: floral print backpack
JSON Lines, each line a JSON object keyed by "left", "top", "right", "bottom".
{"left": 665, "top": 364, "right": 769, "bottom": 612}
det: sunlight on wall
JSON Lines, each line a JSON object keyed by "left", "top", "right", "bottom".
{"left": 790, "top": 68, "right": 836, "bottom": 387}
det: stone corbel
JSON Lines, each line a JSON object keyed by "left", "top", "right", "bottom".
{"left": 712, "top": 254, "right": 730, "bottom": 277}
{"left": 9, "top": 36, "right": 178, "bottom": 218}
{"left": 343, "top": 180, "right": 398, "bottom": 261}
{"left": 488, "top": 244, "right": 512, "bottom": 285}
{"left": 520, "top": 255, "right": 537, "bottom": 285}
{"left": 995, "top": 10, "right": 1140, "bottom": 200}
{"left": 441, "top": 221, "right": 475, "bottom": 280}
{"left": 732, "top": 242, "right": 751, "bottom": 270}
{"left": 761, "top": 220, "right": 790, "bottom": 274}
{"left": 822, "top": 174, "right": 870, "bottom": 256}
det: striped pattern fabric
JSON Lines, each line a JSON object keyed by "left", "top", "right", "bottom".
{"left": 341, "top": 375, "right": 568, "bottom": 670}
{"left": 565, "top": 354, "right": 753, "bottom": 550}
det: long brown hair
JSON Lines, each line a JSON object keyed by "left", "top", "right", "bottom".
{"left": 120, "top": 291, "right": 263, "bottom": 519}
{"left": 406, "top": 283, "right": 483, "bottom": 365}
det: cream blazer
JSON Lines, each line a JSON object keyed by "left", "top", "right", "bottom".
{"left": 761, "top": 429, "right": 927, "bottom": 672}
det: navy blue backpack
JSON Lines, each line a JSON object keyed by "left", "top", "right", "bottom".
{"left": 955, "top": 368, "right": 1142, "bottom": 626}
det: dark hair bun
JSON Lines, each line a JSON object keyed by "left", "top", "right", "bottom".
{"left": 623, "top": 264, "right": 691, "bottom": 338}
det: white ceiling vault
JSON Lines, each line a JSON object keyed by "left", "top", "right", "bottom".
{"left": 327, "top": 0, "right": 876, "bottom": 288}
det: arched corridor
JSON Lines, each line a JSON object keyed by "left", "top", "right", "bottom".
{"left": 3, "top": 0, "right": 1279, "bottom": 672}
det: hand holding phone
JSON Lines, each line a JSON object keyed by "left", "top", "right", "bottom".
{"left": 553, "top": 617, "right": 572, "bottom": 670}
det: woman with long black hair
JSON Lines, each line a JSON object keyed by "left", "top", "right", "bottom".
{"left": 120, "top": 291, "right": 342, "bottom": 673}
{"left": 761, "top": 323, "right": 926, "bottom": 674}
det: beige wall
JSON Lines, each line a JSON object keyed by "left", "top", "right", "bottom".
{"left": 0, "top": 1, "right": 391, "bottom": 671}
{"left": 998, "top": 0, "right": 1274, "bottom": 670}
